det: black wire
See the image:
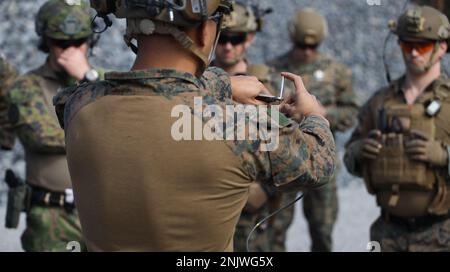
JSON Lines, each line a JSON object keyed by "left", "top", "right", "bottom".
{"left": 382, "top": 32, "right": 393, "bottom": 84}
{"left": 92, "top": 14, "right": 113, "bottom": 34}
{"left": 246, "top": 192, "right": 304, "bottom": 252}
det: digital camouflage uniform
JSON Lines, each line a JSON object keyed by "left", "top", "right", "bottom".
{"left": 0, "top": 0, "right": 97, "bottom": 252}
{"left": 0, "top": 57, "right": 18, "bottom": 149}
{"left": 53, "top": 0, "right": 335, "bottom": 252}
{"left": 232, "top": 63, "right": 282, "bottom": 252}
{"left": 268, "top": 52, "right": 358, "bottom": 252}
{"left": 344, "top": 5, "right": 450, "bottom": 252}
{"left": 211, "top": 2, "right": 280, "bottom": 252}
{"left": 53, "top": 65, "right": 336, "bottom": 251}
{"left": 5, "top": 62, "right": 85, "bottom": 252}
{"left": 210, "top": 61, "right": 283, "bottom": 252}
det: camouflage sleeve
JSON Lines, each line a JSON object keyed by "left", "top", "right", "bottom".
{"left": 6, "top": 76, "right": 65, "bottom": 153}
{"left": 53, "top": 85, "right": 80, "bottom": 129}
{"left": 0, "top": 58, "right": 18, "bottom": 150}
{"left": 326, "top": 65, "right": 359, "bottom": 132}
{"left": 201, "top": 66, "right": 232, "bottom": 101}
{"left": 234, "top": 112, "right": 336, "bottom": 191}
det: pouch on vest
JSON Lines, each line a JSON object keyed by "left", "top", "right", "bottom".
{"left": 367, "top": 104, "right": 436, "bottom": 193}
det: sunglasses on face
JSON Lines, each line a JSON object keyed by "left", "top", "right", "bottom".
{"left": 399, "top": 40, "right": 435, "bottom": 55}
{"left": 218, "top": 33, "right": 248, "bottom": 45}
{"left": 295, "top": 43, "right": 319, "bottom": 50}
{"left": 49, "top": 38, "right": 88, "bottom": 49}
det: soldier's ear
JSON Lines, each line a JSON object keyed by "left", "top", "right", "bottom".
{"left": 440, "top": 41, "right": 448, "bottom": 54}
{"left": 244, "top": 33, "right": 255, "bottom": 49}
{"left": 196, "top": 20, "right": 217, "bottom": 50}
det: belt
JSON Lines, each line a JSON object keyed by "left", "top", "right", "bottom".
{"left": 30, "top": 186, "right": 76, "bottom": 212}
{"left": 382, "top": 209, "right": 450, "bottom": 231}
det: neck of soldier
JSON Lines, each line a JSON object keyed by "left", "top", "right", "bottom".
{"left": 132, "top": 35, "right": 201, "bottom": 76}
{"left": 403, "top": 61, "right": 441, "bottom": 104}
{"left": 220, "top": 58, "right": 248, "bottom": 75}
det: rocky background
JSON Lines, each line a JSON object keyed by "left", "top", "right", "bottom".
{"left": 0, "top": 0, "right": 448, "bottom": 251}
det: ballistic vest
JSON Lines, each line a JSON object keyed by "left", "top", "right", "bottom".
{"left": 365, "top": 78, "right": 450, "bottom": 217}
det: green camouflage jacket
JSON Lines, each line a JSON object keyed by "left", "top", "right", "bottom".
{"left": 4, "top": 62, "right": 75, "bottom": 153}
{"left": 0, "top": 57, "right": 18, "bottom": 149}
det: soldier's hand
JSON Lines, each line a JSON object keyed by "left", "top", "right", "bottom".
{"left": 317, "top": 101, "right": 328, "bottom": 117}
{"left": 279, "top": 72, "right": 327, "bottom": 119}
{"left": 230, "top": 76, "right": 270, "bottom": 105}
{"left": 57, "top": 44, "right": 91, "bottom": 81}
{"left": 359, "top": 130, "right": 383, "bottom": 160}
{"left": 405, "top": 129, "right": 448, "bottom": 167}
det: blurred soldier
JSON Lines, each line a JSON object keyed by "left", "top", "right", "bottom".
{"left": 54, "top": 0, "right": 336, "bottom": 251}
{"left": 213, "top": 1, "right": 277, "bottom": 252}
{"left": 2, "top": 0, "right": 101, "bottom": 251}
{"left": 269, "top": 8, "right": 358, "bottom": 252}
{"left": 345, "top": 5, "right": 450, "bottom": 252}
{"left": 0, "top": 56, "right": 18, "bottom": 149}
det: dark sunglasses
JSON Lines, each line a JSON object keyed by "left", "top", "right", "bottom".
{"left": 49, "top": 38, "right": 88, "bottom": 49}
{"left": 295, "top": 43, "right": 319, "bottom": 50}
{"left": 218, "top": 33, "right": 248, "bottom": 45}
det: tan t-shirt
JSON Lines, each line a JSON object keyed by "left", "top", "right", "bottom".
{"left": 55, "top": 67, "right": 336, "bottom": 251}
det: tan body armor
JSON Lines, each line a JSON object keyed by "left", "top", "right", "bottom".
{"left": 365, "top": 81, "right": 450, "bottom": 217}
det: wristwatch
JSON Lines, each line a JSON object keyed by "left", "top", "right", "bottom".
{"left": 83, "top": 68, "right": 99, "bottom": 82}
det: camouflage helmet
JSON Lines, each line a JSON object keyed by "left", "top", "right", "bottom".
{"left": 90, "top": 0, "right": 232, "bottom": 28}
{"left": 223, "top": 2, "right": 258, "bottom": 33}
{"left": 389, "top": 5, "right": 450, "bottom": 42}
{"left": 288, "top": 8, "right": 328, "bottom": 45}
{"left": 90, "top": 0, "right": 233, "bottom": 67}
{"left": 36, "top": 0, "right": 93, "bottom": 40}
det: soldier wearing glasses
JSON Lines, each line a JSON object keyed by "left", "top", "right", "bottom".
{"left": 344, "top": 5, "right": 450, "bottom": 251}
{"left": 1, "top": 0, "right": 101, "bottom": 251}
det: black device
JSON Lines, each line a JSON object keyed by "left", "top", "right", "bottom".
{"left": 255, "top": 76, "right": 285, "bottom": 103}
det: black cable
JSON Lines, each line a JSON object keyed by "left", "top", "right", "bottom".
{"left": 246, "top": 192, "right": 304, "bottom": 252}
{"left": 382, "top": 32, "right": 393, "bottom": 84}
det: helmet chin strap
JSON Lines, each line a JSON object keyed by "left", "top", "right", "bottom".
{"left": 125, "top": 16, "right": 224, "bottom": 75}
{"left": 423, "top": 42, "right": 441, "bottom": 72}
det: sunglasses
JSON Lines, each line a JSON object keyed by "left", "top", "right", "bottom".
{"left": 295, "top": 43, "right": 319, "bottom": 50}
{"left": 49, "top": 38, "right": 88, "bottom": 49}
{"left": 218, "top": 33, "right": 248, "bottom": 45}
{"left": 399, "top": 40, "right": 435, "bottom": 55}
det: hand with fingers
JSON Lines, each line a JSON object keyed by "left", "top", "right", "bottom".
{"left": 57, "top": 45, "right": 91, "bottom": 81}
{"left": 405, "top": 129, "right": 449, "bottom": 167}
{"left": 279, "top": 72, "right": 328, "bottom": 121}
{"left": 358, "top": 129, "right": 383, "bottom": 160}
{"left": 230, "top": 75, "right": 271, "bottom": 105}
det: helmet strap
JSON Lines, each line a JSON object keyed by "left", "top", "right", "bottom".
{"left": 125, "top": 17, "right": 223, "bottom": 73}
{"left": 424, "top": 42, "right": 441, "bottom": 72}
